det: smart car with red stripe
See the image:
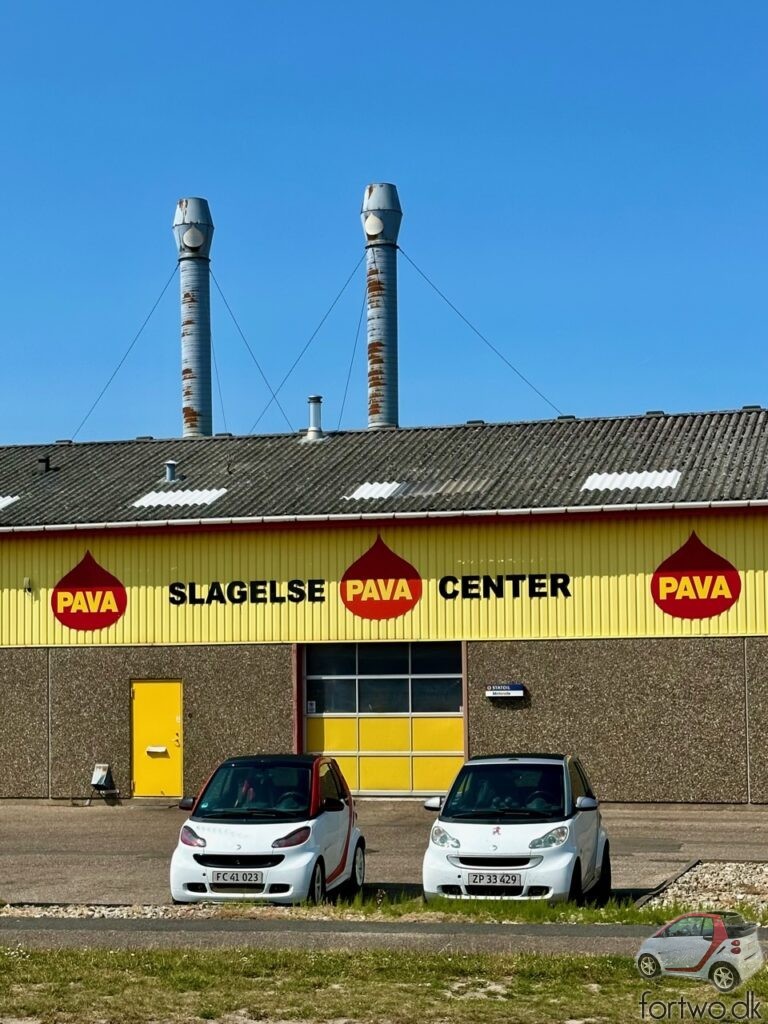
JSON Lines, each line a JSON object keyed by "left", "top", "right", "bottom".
{"left": 170, "top": 755, "right": 365, "bottom": 905}
{"left": 636, "top": 911, "right": 763, "bottom": 992}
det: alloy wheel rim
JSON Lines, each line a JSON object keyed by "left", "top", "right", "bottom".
{"left": 639, "top": 956, "right": 657, "bottom": 976}
{"left": 314, "top": 867, "right": 323, "bottom": 902}
{"left": 355, "top": 848, "right": 365, "bottom": 885}
{"left": 713, "top": 966, "right": 734, "bottom": 989}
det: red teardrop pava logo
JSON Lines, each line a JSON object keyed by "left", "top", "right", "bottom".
{"left": 651, "top": 532, "right": 741, "bottom": 620}
{"left": 51, "top": 551, "right": 128, "bottom": 631}
{"left": 341, "top": 536, "right": 423, "bottom": 620}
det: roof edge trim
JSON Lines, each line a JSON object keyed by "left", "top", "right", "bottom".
{"left": 0, "top": 498, "right": 766, "bottom": 535}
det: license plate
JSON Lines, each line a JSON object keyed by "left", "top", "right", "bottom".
{"left": 467, "top": 872, "right": 521, "bottom": 886}
{"left": 209, "top": 870, "right": 263, "bottom": 884}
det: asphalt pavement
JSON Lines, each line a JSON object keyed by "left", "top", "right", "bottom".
{"left": 0, "top": 798, "right": 767, "bottom": 906}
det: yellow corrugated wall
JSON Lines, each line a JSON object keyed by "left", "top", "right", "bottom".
{"left": 0, "top": 514, "right": 764, "bottom": 645}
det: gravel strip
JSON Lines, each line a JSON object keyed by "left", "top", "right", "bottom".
{"left": 646, "top": 861, "right": 768, "bottom": 913}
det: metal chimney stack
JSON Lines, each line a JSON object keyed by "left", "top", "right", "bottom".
{"left": 361, "top": 183, "right": 402, "bottom": 429}
{"left": 172, "top": 198, "right": 214, "bottom": 437}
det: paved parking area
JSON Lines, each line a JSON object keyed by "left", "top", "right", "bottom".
{"left": 0, "top": 799, "right": 767, "bottom": 905}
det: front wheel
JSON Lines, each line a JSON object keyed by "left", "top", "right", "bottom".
{"left": 307, "top": 859, "right": 326, "bottom": 905}
{"left": 568, "top": 861, "right": 583, "bottom": 905}
{"left": 591, "top": 846, "right": 612, "bottom": 906}
{"left": 341, "top": 842, "right": 365, "bottom": 899}
{"left": 637, "top": 953, "right": 661, "bottom": 979}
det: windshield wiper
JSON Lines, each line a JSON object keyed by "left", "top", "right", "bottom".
{"left": 495, "top": 808, "right": 553, "bottom": 818}
{"left": 448, "top": 808, "right": 549, "bottom": 819}
{"left": 197, "top": 810, "right": 286, "bottom": 819}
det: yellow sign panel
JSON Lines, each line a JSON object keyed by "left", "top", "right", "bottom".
{"left": 1, "top": 514, "right": 766, "bottom": 646}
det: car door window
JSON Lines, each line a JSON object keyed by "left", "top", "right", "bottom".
{"left": 319, "top": 763, "right": 343, "bottom": 804}
{"left": 568, "top": 763, "right": 586, "bottom": 806}
{"left": 667, "top": 917, "right": 703, "bottom": 938}
{"left": 574, "top": 761, "right": 595, "bottom": 799}
{"left": 701, "top": 917, "right": 714, "bottom": 940}
{"left": 330, "top": 763, "right": 348, "bottom": 801}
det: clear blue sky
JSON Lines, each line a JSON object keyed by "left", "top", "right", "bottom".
{"left": 0, "top": 2, "right": 765, "bottom": 443}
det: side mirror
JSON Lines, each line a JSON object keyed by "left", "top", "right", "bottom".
{"left": 423, "top": 796, "right": 444, "bottom": 811}
{"left": 178, "top": 796, "right": 195, "bottom": 811}
{"left": 575, "top": 795, "right": 598, "bottom": 811}
{"left": 322, "top": 797, "right": 345, "bottom": 812}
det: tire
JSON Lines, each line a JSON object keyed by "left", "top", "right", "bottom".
{"left": 340, "top": 842, "right": 365, "bottom": 899}
{"left": 591, "top": 845, "right": 612, "bottom": 906}
{"left": 637, "top": 953, "right": 661, "bottom": 979}
{"left": 568, "top": 861, "right": 583, "bottom": 905}
{"left": 709, "top": 961, "right": 740, "bottom": 993}
{"left": 307, "top": 859, "right": 326, "bottom": 905}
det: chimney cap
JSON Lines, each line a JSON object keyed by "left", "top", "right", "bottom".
{"left": 361, "top": 183, "right": 402, "bottom": 244}
{"left": 301, "top": 394, "right": 327, "bottom": 443}
{"left": 173, "top": 197, "right": 214, "bottom": 257}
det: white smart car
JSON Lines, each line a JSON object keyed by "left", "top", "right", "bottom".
{"left": 170, "top": 754, "right": 365, "bottom": 905}
{"left": 422, "top": 753, "right": 610, "bottom": 902}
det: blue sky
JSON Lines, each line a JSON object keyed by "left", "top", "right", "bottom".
{"left": 0, "top": 2, "right": 765, "bottom": 443}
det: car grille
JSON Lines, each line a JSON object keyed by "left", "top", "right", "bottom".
{"left": 465, "top": 885, "right": 524, "bottom": 897}
{"left": 209, "top": 883, "right": 265, "bottom": 894}
{"left": 193, "top": 854, "right": 284, "bottom": 868}
{"left": 457, "top": 857, "right": 531, "bottom": 868}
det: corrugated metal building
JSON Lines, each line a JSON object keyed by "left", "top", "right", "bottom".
{"left": 1, "top": 407, "right": 767, "bottom": 803}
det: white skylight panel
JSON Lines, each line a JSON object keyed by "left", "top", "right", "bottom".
{"left": 343, "top": 481, "right": 403, "bottom": 500}
{"left": 0, "top": 495, "right": 19, "bottom": 511}
{"left": 132, "top": 488, "right": 227, "bottom": 509}
{"left": 580, "top": 470, "right": 681, "bottom": 492}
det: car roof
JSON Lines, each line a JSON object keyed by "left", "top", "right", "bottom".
{"left": 467, "top": 753, "right": 568, "bottom": 764}
{"left": 220, "top": 754, "right": 319, "bottom": 767}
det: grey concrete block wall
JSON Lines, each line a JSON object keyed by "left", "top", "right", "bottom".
{"left": 48, "top": 644, "right": 293, "bottom": 800}
{"left": 745, "top": 638, "right": 768, "bottom": 804}
{"left": 0, "top": 649, "right": 49, "bottom": 797}
{"left": 2, "top": 636, "right": 766, "bottom": 802}
{"left": 467, "top": 638, "right": 749, "bottom": 803}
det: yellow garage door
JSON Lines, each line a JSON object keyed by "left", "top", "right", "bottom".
{"left": 131, "top": 680, "right": 183, "bottom": 797}
{"left": 304, "top": 643, "right": 464, "bottom": 795}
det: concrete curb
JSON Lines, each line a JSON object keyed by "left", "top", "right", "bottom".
{"left": 634, "top": 858, "right": 701, "bottom": 908}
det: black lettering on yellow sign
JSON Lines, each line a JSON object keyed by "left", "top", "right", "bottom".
{"left": 438, "top": 574, "right": 571, "bottom": 600}
{"left": 168, "top": 579, "right": 326, "bottom": 606}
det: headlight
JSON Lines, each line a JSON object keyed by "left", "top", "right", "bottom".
{"left": 272, "top": 826, "right": 311, "bottom": 849}
{"left": 431, "top": 825, "right": 460, "bottom": 849}
{"left": 180, "top": 825, "right": 206, "bottom": 848}
{"left": 529, "top": 826, "right": 569, "bottom": 849}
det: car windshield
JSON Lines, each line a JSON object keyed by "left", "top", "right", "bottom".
{"left": 441, "top": 762, "right": 566, "bottom": 823}
{"left": 193, "top": 762, "right": 312, "bottom": 822}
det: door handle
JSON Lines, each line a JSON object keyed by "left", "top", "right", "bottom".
{"left": 146, "top": 746, "right": 168, "bottom": 755}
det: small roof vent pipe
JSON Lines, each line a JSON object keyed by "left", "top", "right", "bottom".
{"left": 301, "top": 395, "right": 327, "bottom": 443}
{"left": 165, "top": 460, "right": 178, "bottom": 483}
{"left": 172, "top": 198, "right": 214, "bottom": 439}
{"left": 361, "top": 183, "right": 402, "bottom": 430}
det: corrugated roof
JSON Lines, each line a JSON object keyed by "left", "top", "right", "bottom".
{"left": 0, "top": 408, "right": 765, "bottom": 529}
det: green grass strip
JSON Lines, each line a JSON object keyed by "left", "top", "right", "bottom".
{"left": 0, "top": 947, "right": 766, "bottom": 1023}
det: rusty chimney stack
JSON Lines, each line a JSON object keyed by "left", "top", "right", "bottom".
{"left": 361, "top": 183, "right": 402, "bottom": 429}
{"left": 172, "top": 198, "right": 214, "bottom": 437}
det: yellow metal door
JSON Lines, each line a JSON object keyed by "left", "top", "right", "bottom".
{"left": 131, "top": 680, "right": 183, "bottom": 797}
